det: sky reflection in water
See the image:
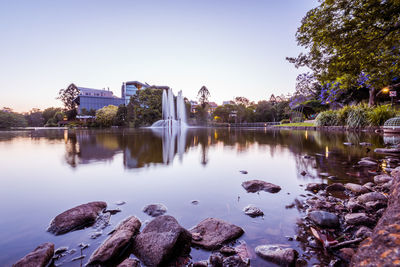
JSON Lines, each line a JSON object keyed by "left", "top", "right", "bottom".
{"left": 0, "top": 128, "right": 391, "bottom": 266}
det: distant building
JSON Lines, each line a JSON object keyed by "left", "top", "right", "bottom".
{"left": 73, "top": 85, "right": 124, "bottom": 114}
{"left": 222, "top": 100, "right": 234, "bottom": 106}
{"left": 190, "top": 100, "right": 198, "bottom": 113}
{"left": 121, "top": 81, "right": 149, "bottom": 105}
{"left": 208, "top": 102, "right": 218, "bottom": 113}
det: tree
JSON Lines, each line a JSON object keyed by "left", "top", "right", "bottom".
{"left": 96, "top": 105, "right": 118, "bottom": 127}
{"left": 127, "top": 88, "right": 162, "bottom": 127}
{"left": 197, "top": 86, "right": 210, "bottom": 108}
{"left": 25, "top": 108, "right": 44, "bottom": 127}
{"left": 58, "top": 83, "right": 80, "bottom": 110}
{"left": 42, "top": 107, "right": 62, "bottom": 124}
{"left": 114, "top": 105, "right": 127, "bottom": 126}
{"left": 0, "top": 111, "right": 27, "bottom": 128}
{"left": 234, "top": 96, "right": 250, "bottom": 107}
{"left": 287, "top": 0, "right": 400, "bottom": 106}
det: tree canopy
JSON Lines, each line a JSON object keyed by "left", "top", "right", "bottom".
{"left": 58, "top": 83, "right": 80, "bottom": 110}
{"left": 287, "top": 0, "right": 400, "bottom": 106}
{"left": 197, "top": 86, "right": 210, "bottom": 108}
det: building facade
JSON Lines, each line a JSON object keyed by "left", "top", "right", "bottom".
{"left": 121, "top": 81, "right": 149, "bottom": 105}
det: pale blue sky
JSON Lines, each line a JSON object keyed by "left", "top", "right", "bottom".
{"left": 0, "top": 0, "right": 317, "bottom": 112}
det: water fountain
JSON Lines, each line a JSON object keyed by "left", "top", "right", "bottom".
{"left": 151, "top": 88, "right": 187, "bottom": 128}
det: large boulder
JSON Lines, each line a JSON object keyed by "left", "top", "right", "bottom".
{"left": 13, "top": 242, "right": 54, "bottom": 267}
{"left": 241, "top": 180, "right": 281, "bottom": 193}
{"left": 117, "top": 258, "right": 140, "bottom": 267}
{"left": 190, "top": 218, "right": 244, "bottom": 250}
{"left": 47, "top": 201, "right": 107, "bottom": 235}
{"left": 373, "top": 174, "right": 392, "bottom": 184}
{"left": 255, "top": 245, "right": 298, "bottom": 266}
{"left": 308, "top": 211, "right": 339, "bottom": 228}
{"left": 357, "top": 192, "right": 387, "bottom": 204}
{"left": 87, "top": 216, "right": 141, "bottom": 266}
{"left": 133, "top": 215, "right": 192, "bottom": 266}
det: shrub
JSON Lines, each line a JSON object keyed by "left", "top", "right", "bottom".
{"left": 315, "top": 110, "right": 339, "bottom": 126}
{"left": 346, "top": 105, "right": 371, "bottom": 128}
{"left": 0, "top": 111, "right": 28, "bottom": 128}
{"left": 280, "top": 119, "right": 290, "bottom": 124}
{"left": 337, "top": 105, "right": 352, "bottom": 126}
{"left": 368, "top": 105, "right": 397, "bottom": 126}
{"left": 96, "top": 105, "right": 118, "bottom": 127}
{"left": 292, "top": 117, "right": 304, "bottom": 123}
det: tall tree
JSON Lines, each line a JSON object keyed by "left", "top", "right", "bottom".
{"left": 58, "top": 83, "right": 80, "bottom": 110}
{"left": 197, "top": 86, "right": 210, "bottom": 108}
{"left": 287, "top": 0, "right": 400, "bottom": 106}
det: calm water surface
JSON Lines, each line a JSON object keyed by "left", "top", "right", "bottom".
{"left": 0, "top": 128, "right": 392, "bottom": 266}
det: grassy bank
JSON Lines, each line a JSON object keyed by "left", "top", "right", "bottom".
{"left": 275, "top": 122, "right": 315, "bottom": 127}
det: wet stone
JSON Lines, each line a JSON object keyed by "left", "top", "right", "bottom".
{"left": 142, "top": 203, "right": 167, "bottom": 217}
{"left": 357, "top": 192, "right": 387, "bottom": 204}
{"left": 344, "top": 183, "right": 370, "bottom": 194}
{"left": 308, "top": 211, "right": 339, "bottom": 228}
{"left": 220, "top": 246, "right": 236, "bottom": 256}
{"left": 326, "top": 183, "right": 345, "bottom": 192}
{"left": 345, "top": 213, "right": 375, "bottom": 226}
{"left": 365, "top": 200, "right": 387, "bottom": 211}
{"left": 193, "top": 260, "right": 209, "bottom": 267}
{"left": 243, "top": 204, "right": 264, "bottom": 217}
{"left": 255, "top": 245, "right": 298, "bottom": 266}
{"left": 241, "top": 180, "right": 281, "bottom": 193}
{"left": 355, "top": 226, "right": 372, "bottom": 238}
{"left": 222, "top": 255, "right": 248, "bottom": 267}
{"left": 374, "top": 174, "right": 392, "bottom": 184}
{"left": 13, "top": 242, "right": 54, "bottom": 267}
{"left": 306, "top": 183, "right": 327, "bottom": 193}
{"left": 117, "top": 258, "right": 140, "bottom": 267}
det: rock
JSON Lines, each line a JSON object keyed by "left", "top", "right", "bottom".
{"left": 373, "top": 174, "right": 392, "bottom": 184}
{"left": 193, "top": 261, "right": 209, "bottom": 267}
{"left": 87, "top": 216, "right": 141, "bottom": 266}
{"left": 255, "top": 245, "right": 298, "bottom": 266}
{"left": 71, "top": 255, "right": 85, "bottom": 261}
{"left": 355, "top": 226, "right": 372, "bottom": 238}
{"left": 319, "top": 172, "right": 330, "bottom": 177}
{"left": 239, "top": 170, "right": 248, "bottom": 174}
{"left": 115, "top": 200, "right": 126, "bottom": 205}
{"left": 344, "top": 183, "right": 370, "bottom": 194}
{"left": 209, "top": 254, "right": 223, "bottom": 267}
{"left": 117, "top": 258, "right": 140, "bottom": 267}
{"left": 300, "top": 171, "right": 307, "bottom": 176}
{"left": 243, "top": 205, "right": 263, "bottom": 217}
{"left": 142, "top": 203, "right": 167, "bottom": 217}
{"left": 104, "top": 208, "right": 121, "bottom": 215}
{"left": 360, "top": 142, "right": 372, "bottom": 146}
{"left": 358, "top": 160, "right": 378, "bottom": 166}
{"left": 363, "top": 182, "right": 375, "bottom": 191}
{"left": 222, "top": 255, "right": 248, "bottom": 267}
{"left": 235, "top": 242, "right": 252, "bottom": 263}
{"left": 13, "top": 242, "right": 54, "bottom": 267}
{"left": 241, "top": 180, "right": 281, "bottom": 193}
{"left": 220, "top": 246, "right": 236, "bottom": 255}
{"left": 365, "top": 200, "right": 387, "bottom": 210}
{"left": 308, "top": 211, "right": 339, "bottom": 228}
{"left": 306, "top": 183, "right": 327, "bottom": 193}
{"left": 190, "top": 218, "right": 244, "bottom": 250}
{"left": 346, "top": 198, "right": 365, "bottom": 212}
{"left": 90, "top": 230, "right": 103, "bottom": 239}
{"left": 47, "top": 201, "right": 107, "bottom": 235}
{"left": 345, "top": 213, "right": 375, "bottom": 226}
{"left": 339, "top": 247, "right": 355, "bottom": 261}
{"left": 374, "top": 148, "right": 400, "bottom": 154}
{"left": 357, "top": 192, "right": 387, "bottom": 204}
{"left": 93, "top": 212, "right": 111, "bottom": 230}
{"left": 133, "top": 215, "right": 192, "bottom": 266}
{"left": 343, "top": 142, "right": 353, "bottom": 146}
{"left": 54, "top": 246, "right": 68, "bottom": 254}
{"left": 191, "top": 200, "right": 199, "bottom": 205}
{"left": 326, "top": 183, "right": 345, "bottom": 192}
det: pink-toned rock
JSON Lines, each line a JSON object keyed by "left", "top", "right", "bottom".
{"left": 117, "top": 258, "right": 140, "bottom": 267}
{"left": 190, "top": 218, "right": 244, "bottom": 250}
{"left": 47, "top": 201, "right": 107, "bottom": 235}
{"left": 87, "top": 216, "right": 141, "bottom": 266}
{"left": 13, "top": 243, "right": 54, "bottom": 267}
{"left": 242, "top": 180, "right": 281, "bottom": 193}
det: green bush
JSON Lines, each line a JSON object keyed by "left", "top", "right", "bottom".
{"left": 368, "top": 105, "right": 397, "bottom": 126}
{"left": 280, "top": 119, "right": 290, "bottom": 124}
{"left": 346, "top": 104, "right": 371, "bottom": 128}
{"left": 337, "top": 105, "right": 352, "bottom": 126}
{"left": 315, "top": 110, "right": 339, "bottom": 126}
{"left": 0, "top": 111, "right": 28, "bottom": 128}
{"left": 292, "top": 117, "right": 304, "bottom": 123}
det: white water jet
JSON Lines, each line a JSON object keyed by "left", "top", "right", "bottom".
{"left": 152, "top": 88, "right": 187, "bottom": 128}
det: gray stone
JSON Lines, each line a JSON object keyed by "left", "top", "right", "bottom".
{"left": 87, "top": 216, "right": 141, "bottom": 266}
{"left": 243, "top": 205, "right": 263, "bottom": 217}
{"left": 355, "top": 226, "right": 372, "bottom": 238}
{"left": 365, "top": 200, "right": 387, "bottom": 211}
{"left": 345, "top": 183, "right": 370, "bottom": 194}
{"left": 209, "top": 254, "right": 223, "bottom": 267}
{"left": 306, "top": 183, "right": 327, "bottom": 193}
{"left": 345, "top": 213, "right": 375, "bottom": 226}
{"left": 142, "top": 203, "right": 167, "bottom": 217}
{"left": 220, "top": 246, "right": 236, "bottom": 255}
{"left": 222, "top": 255, "right": 248, "bottom": 267}
{"left": 133, "top": 215, "right": 192, "bottom": 266}
{"left": 13, "top": 242, "right": 54, "bottom": 267}
{"left": 193, "top": 261, "right": 209, "bottom": 267}
{"left": 47, "top": 201, "right": 107, "bottom": 235}
{"left": 308, "top": 211, "right": 339, "bottom": 228}
{"left": 190, "top": 218, "right": 244, "bottom": 250}
{"left": 326, "top": 183, "right": 345, "bottom": 192}
{"left": 373, "top": 174, "right": 392, "bottom": 184}
{"left": 117, "top": 258, "right": 140, "bottom": 267}
{"left": 346, "top": 198, "right": 365, "bottom": 212}
{"left": 241, "top": 180, "right": 281, "bottom": 193}
{"left": 363, "top": 182, "right": 375, "bottom": 191}
{"left": 374, "top": 148, "right": 400, "bottom": 154}
{"left": 255, "top": 245, "right": 298, "bottom": 266}
{"left": 357, "top": 192, "right": 387, "bottom": 204}
{"left": 358, "top": 160, "right": 378, "bottom": 166}
{"left": 54, "top": 246, "right": 68, "bottom": 254}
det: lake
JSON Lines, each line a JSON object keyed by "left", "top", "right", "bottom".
{"left": 0, "top": 128, "right": 392, "bottom": 266}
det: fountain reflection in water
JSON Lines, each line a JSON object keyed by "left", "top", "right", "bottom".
{"left": 151, "top": 88, "right": 188, "bottom": 163}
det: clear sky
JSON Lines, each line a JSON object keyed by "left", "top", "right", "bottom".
{"left": 0, "top": 0, "right": 317, "bottom": 112}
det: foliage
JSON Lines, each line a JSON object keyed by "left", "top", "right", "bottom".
{"left": 337, "top": 105, "right": 353, "bottom": 126}
{"left": 80, "top": 108, "right": 96, "bottom": 116}
{"left": 287, "top": 0, "right": 400, "bottom": 106}
{"left": 234, "top": 96, "right": 251, "bottom": 107}
{"left": 280, "top": 119, "right": 290, "bottom": 124}
{"left": 197, "top": 86, "right": 210, "bottom": 108}
{"left": 195, "top": 104, "right": 209, "bottom": 125}
{"left": 347, "top": 105, "right": 371, "bottom": 128}
{"left": 114, "top": 105, "right": 127, "bottom": 126}
{"left": 96, "top": 105, "right": 118, "bottom": 127}
{"left": 277, "top": 122, "right": 315, "bottom": 127}
{"left": 292, "top": 117, "right": 304, "bottom": 123}
{"left": 42, "top": 107, "right": 62, "bottom": 124}
{"left": 25, "top": 108, "right": 45, "bottom": 127}
{"left": 315, "top": 110, "right": 339, "bottom": 126}
{"left": 58, "top": 83, "right": 80, "bottom": 110}
{"left": 0, "top": 111, "right": 28, "bottom": 128}
{"left": 368, "top": 105, "right": 397, "bottom": 126}
{"left": 127, "top": 88, "right": 162, "bottom": 127}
